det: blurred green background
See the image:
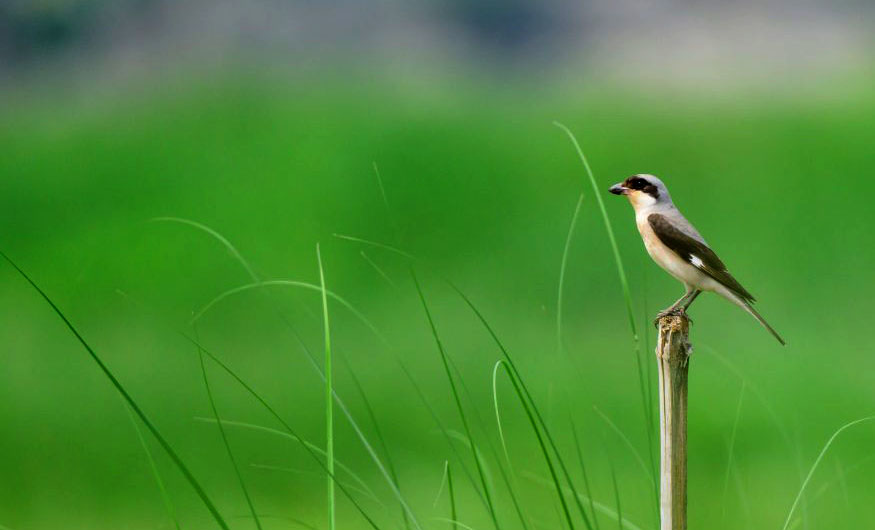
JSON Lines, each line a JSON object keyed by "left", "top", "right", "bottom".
{"left": 2, "top": 1, "right": 875, "bottom": 529}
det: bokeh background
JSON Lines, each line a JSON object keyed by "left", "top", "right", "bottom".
{"left": 2, "top": 1, "right": 875, "bottom": 529}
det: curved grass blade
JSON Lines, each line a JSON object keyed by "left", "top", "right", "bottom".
{"left": 522, "top": 473, "right": 648, "bottom": 530}
{"left": 451, "top": 285, "right": 592, "bottom": 530}
{"left": 116, "top": 287, "right": 385, "bottom": 530}
{"left": 607, "top": 455, "right": 622, "bottom": 530}
{"left": 412, "top": 271, "right": 500, "bottom": 530}
{"left": 330, "top": 235, "right": 589, "bottom": 528}
{"left": 149, "top": 217, "right": 258, "bottom": 279}
{"left": 434, "top": 518, "right": 478, "bottom": 530}
{"left": 433, "top": 461, "right": 449, "bottom": 508}
{"left": 330, "top": 235, "right": 585, "bottom": 529}
{"left": 340, "top": 354, "right": 410, "bottom": 530}
{"left": 190, "top": 280, "right": 382, "bottom": 341}
{"left": 552, "top": 123, "right": 636, "bottom": 338}
{"left": 721, "top": 382, "right": 745, "bottom": 522}
{"left": 371, "top": 162, "right": 403, "bottom": 246}
{"left": 196, "top": 418, "right": 378, "bottom": 502}
{"left": 557, "top": 193, "right": 584, "bottom": 353}
{"left": 492, "top": 361, "right": 512, "bottom": 466}
{"left": 493, "top": 359, "right": 577, "bottom": 530}
{"left": 782, "top": 416, "right": 875, "bottom": 530}
{"left": 333, "top": 234, "right": 417, "bottom": 261}
{"left": 395, "top": 362, "right": 490, "bottom": 512}
{"left": 592, "top": 407, "right": 655, "bottom": 494}
{"left": 569, "top": 418, "right": 600, "bottom": 530}
{"left": 447, "top": 464, "right": 458, "bottom": 530}
{"left": 153, "top": 218, "right": 415, "bottom": 529}
{"left": 122, "top": 400, "right": 181, "bottom": 530}
{"left": 554, "top": 123, "right": 657, "bottom": 511}
{"left": 274, "top": 330, "right": 421, "bottom": 530}
{"left": 332, "top": 228, "right": 603, "bottom": 529}
{"left": 0, "top": 250, "right": 230, "bottom": 530}
{"left": 316, "top": 244, "right": 337, "bottom": 530}
{"left": 360, "top": 250, "right": 398, "bottom": 288}
{"left": 195, "top": 327, "right": 262, "bottom": 530}
{"left": 331, "top": 235, "right": 588, "bottom": 530}
{"left": 440, "top": 351, "right": 530, "bottom": 530}
{"left": 189, "top": 350, "right": 385, "bottom": 530}
{"left": 233, "top": 514, "right": 319, "bottom": 530}
{"left": 251, "top": 464, "right": 377, "bottom": 502}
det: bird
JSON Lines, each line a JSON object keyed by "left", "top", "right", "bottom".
{"left": 608, "top": 174, "right": 785, "bottom": 345}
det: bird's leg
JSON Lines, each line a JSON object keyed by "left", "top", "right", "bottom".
{"left": 682, "top": 289, "right": 702, "bottom": 311}
{"left": 654, "top": 288, "right": 696, "bottom": 326}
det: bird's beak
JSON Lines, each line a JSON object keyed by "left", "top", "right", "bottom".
{"left": 609, "top": 183, "right": 628, "bottom": 196}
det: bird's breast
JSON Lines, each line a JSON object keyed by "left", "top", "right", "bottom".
{"left": 636, "top": 214, "right": 710, "bottom": 288}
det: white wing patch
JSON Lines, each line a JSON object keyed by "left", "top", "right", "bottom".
{"left": 690, "top": 255, "right": 704, "bottom": 268}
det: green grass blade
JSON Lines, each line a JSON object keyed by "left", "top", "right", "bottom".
{"left": 835, "top": 457, "right": 850, "bottom": 507}
{"left": 340, "top": 353, "right": 411, "bottom": 530}
{"left": 359, "top": 250, "right": 398, "bottom": 288}
{"left": 193, "top": 350, "right": 385, "bottom": 530}
{"left": 433, "top": 461, "right": 449, "bottom": 507}
{"left": 434, "top": 518, "right": 476, "bottom": 530}
{"left": 190, "top": 280, "right": 382, "bottom": 340}
{"left": 414, "top": 295, "right": 531, "bottom": 530}
{"left": 117, "top": 290, "right": 385, "bottom": 530}
{"left": 0, "top": 250, "right": 230, "bottom": 530}
{"left": 554, "top": 123, "right": 657, "bottom": 513}
{"left": 439, "top": 351, "right": 530, "bottom": 530}
{"left": 250, "top": 464, "right": 380, "bottom": 504}
{"left": 492, "top": 361, "right": 512, "bottom": 466}
{"left": 782, "top": 416, "right": 875, "bottom": 530}
{"left": 333, "top": 234, "right": 418, "bottom": 260}
{"left": 592, "top": 407, "right": 656, "bottom": 494}
{"left": 317, "top": 244, "right": 336, "bottom": 530}
{"left": 447, "top": 464, "right": 458, "bottom": 530}
{"left": 569, "top": 418, "right": 600, "bottom": 530}
{"left": 557, "top": 193, "right": 584, "bottom": 353}
{"left": 411, "top": 271, "right": 500, "bottom": 530}
{"left": 279, "top": 327, "right": 421, "bottom": 529}
{"left": 395, "top": 361, "right": 490, "bottom": 512}
{"left": 371, "top": 162, "right": 403, "bottom": 246}
{"left": 607, "top": 456, "right": 623, "bottom": 530}
{"left": 552, "top": 122, "right": 636, "bottom": 338}
{"left": 640, "top": 271, "right": 656, "bottom": 482}
{"left": 232, "top": 513, "right": 319, "bottom": 530}
{"left": 198, "top": 419, "right": 379, "bottom": 502}
{"left": 722, "top": 382, "right": 745, "bottom": 523}
{"left": 522, "top": 473, "right": 647, "bottom": 530}
{"left": 152, "top": 219, "right": 415, "bottom": 528}
{"left": 494, "top": 359, "right": 577, "bottom": 530}
{"left": 330, "top": 237, "right": 588, "bottom": 529}
{"left": 150, "top": 217, "right": 259, "bottom": 280}
{"left": 451, "top": 285, "right": 593, "bottom": 530}
{"left": 195, "top": 327, "right": 262, "bottom": 530}
{"left": 122, "top": 400, "right": 182, "bottom": 530}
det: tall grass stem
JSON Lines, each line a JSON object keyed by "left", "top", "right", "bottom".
{"left": 317, "top": 244, "right": 336, "bottom": 530}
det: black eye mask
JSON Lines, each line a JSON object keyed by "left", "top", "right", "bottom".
{"left": 625, "top": 177, "right": 660, "bottom": 199}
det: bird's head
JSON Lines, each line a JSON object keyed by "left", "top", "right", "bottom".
{"left": 609, "top": 174, "right": 671, "bottom": 209}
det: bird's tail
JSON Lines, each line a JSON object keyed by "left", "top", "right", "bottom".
{"left": 739, "top": 300, "right": 786, "bottom": 346}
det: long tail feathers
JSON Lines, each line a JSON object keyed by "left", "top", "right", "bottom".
{"left": 740, "top": 300, "right": 786, "bottom": 346}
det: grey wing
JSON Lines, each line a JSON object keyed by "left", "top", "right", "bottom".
{"left": 648, "top": 213, "right": 755, "bottom": 302}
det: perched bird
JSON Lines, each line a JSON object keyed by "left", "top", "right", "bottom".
{"left": 609, "top": 174, "right": 785, "bottom": 345}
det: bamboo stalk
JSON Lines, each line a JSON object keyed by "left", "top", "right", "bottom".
{"left": 655, "top": 314, "right": 691, "bottom": 530}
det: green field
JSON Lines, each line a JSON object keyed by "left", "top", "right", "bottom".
{"left": 1, "top": 73, "right": 874, "bottom": 529}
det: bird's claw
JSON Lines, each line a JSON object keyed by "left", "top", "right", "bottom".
{"left": 653, "top": 307, "right": 693, "bottom": 327}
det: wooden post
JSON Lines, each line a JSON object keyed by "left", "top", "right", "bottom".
{"left": 656, "top": 314, "right": 691, "bottom": 530}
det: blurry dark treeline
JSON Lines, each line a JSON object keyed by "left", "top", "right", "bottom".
{"left": 4, "top": 0, "right": 873, "bottom": 79}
